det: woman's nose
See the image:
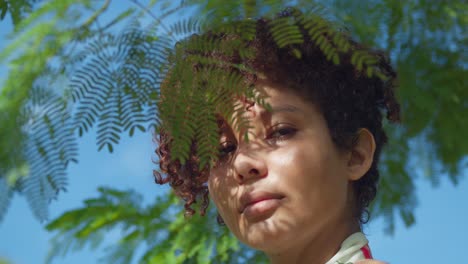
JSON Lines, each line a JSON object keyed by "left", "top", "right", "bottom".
{"left": 232, "top": 149, "right": 268, "bottom": 184}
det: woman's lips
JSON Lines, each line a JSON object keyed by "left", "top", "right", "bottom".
{"left": 239, "top": 191, "right": 284, "bottom": 221}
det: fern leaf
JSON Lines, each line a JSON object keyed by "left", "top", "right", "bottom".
{"left": 268, "top": 16, "right": 304, "bottom": 47}
{"left": 168, "top": 17, "right": 201, "bottom": 36}
{"left": 16, "top": 86, "right": 78, "bottom": 221}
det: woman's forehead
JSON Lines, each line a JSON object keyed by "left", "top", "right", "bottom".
{"left": 216, "top": 86, "right": 308, "bottom": 133}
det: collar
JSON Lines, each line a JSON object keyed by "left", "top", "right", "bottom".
{"left": 325, "top": 232, "right": 373, "bottom": 264}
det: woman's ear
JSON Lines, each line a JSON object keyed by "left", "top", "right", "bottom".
{"left": 346, "top": 128, "right": 376, "bottom": 181}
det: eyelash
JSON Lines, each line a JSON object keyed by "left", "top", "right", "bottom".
{"left": 218, "top": 143, "right": 236, "bottom": 157}
{"left": 218, "top": 126, "right": 297, "bottom": 157}
{"left": 267, "top": 127, "right": 297, "bottom": 142}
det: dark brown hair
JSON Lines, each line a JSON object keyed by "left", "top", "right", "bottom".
{"left": 154, "top": 9, "right": 400, "bottom": 225}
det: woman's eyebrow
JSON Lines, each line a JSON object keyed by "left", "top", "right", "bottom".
{"left": 258, "top": 104, "right": 304, "bottom": 122}
{"left": 270, "top": 104, "right": 302, "bottom": 114}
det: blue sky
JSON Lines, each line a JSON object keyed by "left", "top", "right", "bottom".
{"left": 1, "top": 2, "right": 467, "bottom": 264}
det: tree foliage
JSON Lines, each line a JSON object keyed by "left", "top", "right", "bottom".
{"left": 0, "top": 0, "right": 113, "bottom": 221}
{"left": 45, "top": 187, "right": 267, "bottom": 263}
{"left": 328, "top": 0, "right": 467, "bottom": 232}
{"left": 0, "top": 257, "right": 11, "bottom": 264}
{"left": 0, "top": 0, "right": 42, "bottom": 26}
{"left": 0, "top": 0, "right": 466, "bottom": 262}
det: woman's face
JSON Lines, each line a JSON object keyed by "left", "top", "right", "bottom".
{"left": 208, "top": 80, "right": 359, "bottom": 253}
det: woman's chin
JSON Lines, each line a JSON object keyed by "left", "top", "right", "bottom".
{"left": 237, "top": 213, "right": 294, "bottom": 251}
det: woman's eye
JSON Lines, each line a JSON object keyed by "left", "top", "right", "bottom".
{"left": 267, "top": 127, "right": 297, "bottom": 141}
{"left": 219, "top": 143, "right": 237, "bottom": 156}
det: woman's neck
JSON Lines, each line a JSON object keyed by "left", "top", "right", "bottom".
{"left": 267, "top": 215, "right": 360, "bottom": 264}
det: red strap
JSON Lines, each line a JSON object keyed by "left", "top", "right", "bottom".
{"left": 360, "top": 244, "right": 373, "bottom": 259}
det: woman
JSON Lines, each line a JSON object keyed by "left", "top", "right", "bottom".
{"left": 155, "top": 9, "right": 399, "bottom": 264}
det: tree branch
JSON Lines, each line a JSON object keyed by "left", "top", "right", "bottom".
{"left": 128, "top": 0, "right": 177, "bottom": 42}
{"left": 81, "top": 0, "right": 111, "bottom": 28}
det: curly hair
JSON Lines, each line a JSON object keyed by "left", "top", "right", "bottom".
{"left": 154, "top": 9, "right": 400, "bottom": 225}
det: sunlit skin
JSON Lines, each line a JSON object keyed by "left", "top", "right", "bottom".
{"left": 208, "top": 79, "right": 377, "bottom": 264}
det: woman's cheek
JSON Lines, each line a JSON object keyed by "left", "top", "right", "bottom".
{"left": 209, "top": 171, "right": 242, "bottom": 231}
{"left": 208, "top": 174, "right": 223, "bottom": 206}
{"left": 209, "top": 170, "right": 232, "bottom": 213}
